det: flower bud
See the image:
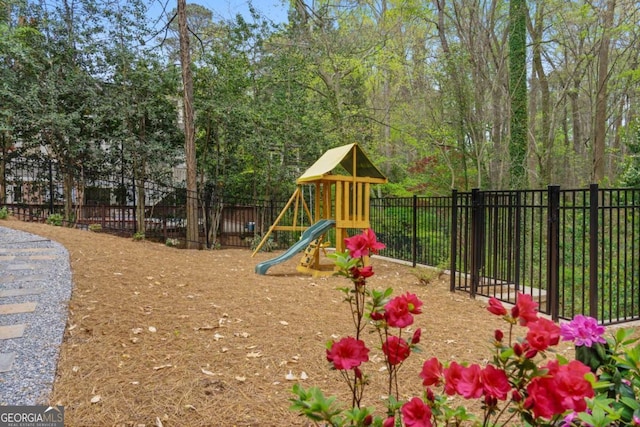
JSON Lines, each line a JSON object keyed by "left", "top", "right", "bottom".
{"left": 354, "top": 366, "right": 363, "bottom": 379}
{"left": 426, "top": 388, "right": 435, "bottom": 402}
{"left": 511, "top": 305, "right": 519, "bottom": 318}
{"left": 370, "top": 311, "right": 384, "bottom": 321}
{"left": 512, "top": 390, "right": 522, "bottom": 402}
{"left": 494, "top": 329, "right": 504, "bottom": 342}
{"left": 411, "top": 328, "right": 422, "bottom": 345}
{"left": 363, "top": 414, "right": 373, "bottom": 426}
{"left": 513, "top": 343, "right": 523, "bottom": 356}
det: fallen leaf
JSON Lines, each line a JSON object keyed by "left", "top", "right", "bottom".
{"left": 246, "top": 351, "right": 262, "bottom": 358}
{"left": 213, "top": 333, "right": 224, "bottom": 341}
{"left": 90, "top": 395, "right": 101, "bottom": 404}
{"left": 153, "top": 364, "right": 173, "bottom": 371}
{"left": 235, "top": 376, "right": 246, "bottom": 382}
{"left": 194, "top": 325, "right": 216, "bottom": 331}
{"left": 201, "top": 368, "right": 217, "bottom": 376}
{"left": 300, "top": 371, "right": 308, "bottom": 380}
{"left": 184, "top": 405, "right": 196, "bottom": 410}
{"left": 131, "top": 328, "right": 143, "bottom": 335}
{"left": 148, "top": 326, "right": 157, "bottom": 333}
{"left": 279, "top": 320, "right": 289, "bottom": 326}
{"left": 285, "top": 371, "right": 297, "bottom": 381}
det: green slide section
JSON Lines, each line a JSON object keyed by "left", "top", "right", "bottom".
{"left": 255, "top": 219, "right": 335, "bottom": 275}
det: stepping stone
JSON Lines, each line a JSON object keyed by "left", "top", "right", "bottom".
{"left": 0, "top": 274, "right": 46, "bottom": 283}
{"left": 14, "top": 248, "right": 55, "bottom": 253}
{"left": 0, "top": 288, "right": 44, "bottom": 298}
{"left": 0, "top": 255, "right": 15, "bottom": 262}
{"left": 28, "top": 254, "right": 59, "bottom": 261}
{"left": 0, "top": 352, "right": 16, "bottom": 372}
{"left": 0, "top": 324, "right": 26, "bottom": 339}
{"left": 6, "top": 263, "right": 36, "bottom": 271}
{"left": 0, "top": 302, "right": 37, "bottom": 315}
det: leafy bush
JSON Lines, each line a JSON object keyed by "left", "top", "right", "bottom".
{"left": 132, "top": 231, "right": 145, "bottom": 241}
{"left": 0, "top": 206, "right": 8, "bottom": 220}
{"left": 165, "top": 238, "right": 180, "bottom": 247}
{"left": 250, "top": 234, "right": 277, "bottom": 252}
{"left": 46, "top": 213, "right": 64, "bottom": 226}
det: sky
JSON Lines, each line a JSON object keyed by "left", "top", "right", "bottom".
{"left": 148, "top": 0, "right": 290, "bottom": 25}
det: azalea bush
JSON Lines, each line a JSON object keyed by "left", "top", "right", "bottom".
{"left": 561, "top": 315, "right": 640, "bottom": 426}
{"left": 289, "top": 228, "right": 628, "bottom": 427}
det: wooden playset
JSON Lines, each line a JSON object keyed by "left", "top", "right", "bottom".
{"left": 253, "top": 143, "right": 387, "bottom": 276}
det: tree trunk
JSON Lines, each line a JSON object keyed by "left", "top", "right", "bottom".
{"left": 592, "top": 0, "right": 615, "bottom": 183}
{"left": 178, "top": 0, "right": 199, "bottom": 249}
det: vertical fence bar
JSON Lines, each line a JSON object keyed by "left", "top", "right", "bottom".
{"left": 470, "top": 188, "right": 482, "bottom": 298}
{"left": 589, "top": 184, "right": 599, "bottom": 319}
{"left": 450, "top": 190, "right": 458, "bottom": 292}
{"left": 412, "top": 195, "right": 417, "bottom": 267}
{"left": 547, "top": 185, "right": 560, "bottom": 320}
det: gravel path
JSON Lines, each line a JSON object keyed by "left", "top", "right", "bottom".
{"left": 0, "top": 225, "right": 73, "bottom": 405}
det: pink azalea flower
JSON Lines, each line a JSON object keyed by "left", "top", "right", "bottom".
{"left": 384, "top": 296, "right": 414, "bottom": 328}
{"left": 487, "top": 297, "right": 507, "bottom": 316}
{"left": 382, "top": 336, "right": 411, "bottom": 365}
{"left": 481, "top": 365, "right": 511, "bottom": 400}
{"left": 344, "top": 229, "right": 385, "bottom": 258}
{"left": 401, "top": 397, "right": 433, "bottom": 427}
{"left": 456, "top": 364, "right": 483, "bottom": 399}
{"left": 526, "top": 317, "right": 561, "bottom": 351}
{"left": 326, "top": 337, "right": 370, "bottom": 370}
{"left": 512, "top": 293, "right": 539, "bottom": 325}
{"left": 560, "top": 315, "right": 606, "bottom": 347}
{"left": 419, "top": 357, "right": 443, "bottom": 387}
{"left": 443, "top": 361, "right": 464, "bottom": 396}
{"left": 384, "top": 293, "right": 423, "bottom": 328}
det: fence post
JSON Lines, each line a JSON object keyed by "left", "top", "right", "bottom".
{"left": 470, "top": 188, "right": 483, "bottom": 298}
{"left": 412, "top": 195, "right": 417, "bottom": 267}
{"left": 48, "top": 159, "right": 54, "bottom": 215}
{"left": 450, "top": 190, "right": 458, "bottom": 292}
{"left": 589, "top": 184, "right": 599, "bottom": 319}
{"left": 546, "top": 185, "right": 560, "bottom": 320}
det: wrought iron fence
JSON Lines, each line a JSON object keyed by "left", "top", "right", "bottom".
{"left": 2, "top": 156, "right": 640, "bottom": 325}
{"left": 1, "top": 156, "right": 291, "bottom": 249}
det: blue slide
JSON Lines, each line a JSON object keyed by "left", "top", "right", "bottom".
{"left": 255, "top": 219, "right": 335, "bottom": 275}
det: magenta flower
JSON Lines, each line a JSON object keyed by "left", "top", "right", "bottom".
{"left": 344, "top": 229, "right": 386, "bottom": 258}
{"left": 560, "top": 315, "right": 606, "bottom": 347}
{"left": 401, "top": 397, "right": 433, "bottom": 427}
{"left": 326, "top": 337, "right": 370, "bottom": 370}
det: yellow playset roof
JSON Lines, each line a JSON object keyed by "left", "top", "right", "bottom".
{"left": 296, "top": 143, "right": 387, "bottom": 184}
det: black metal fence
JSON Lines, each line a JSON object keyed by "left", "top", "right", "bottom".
{"left": 366, "top": 187, "right": 640, "bottom": 326}
{"left": 2, "top": 156, "right": 640, "bottom": 325}
{"left": 0, "top": 156, "right": 293, "bottom": 248}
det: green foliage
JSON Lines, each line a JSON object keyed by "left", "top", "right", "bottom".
{"left": 0, "top": 206, "right": 8, "bottom": 220}
{"left": 165, "top": 238, "right": 180, "bottom": 247}
{"left": 508, "top": 0, "right": 528, "bottom": 189}
{"left": 132, "top": 231, "right": 145, "bottom": 241}
{"left": 250, "top": 234, "right": 276, "bottom": 252}
{"left": 575, "top": 327, "right": 640, "bottom": 426}
{"left": 46, "top": 213, "right": 63, "bottom": 226}
{"left": 88, "top": 224, "right": 102, "bottom": 232}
